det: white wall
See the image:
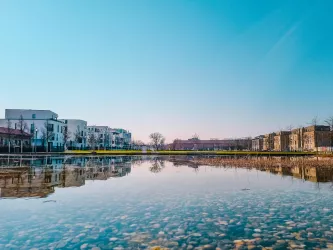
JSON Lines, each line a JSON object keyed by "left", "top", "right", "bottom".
{"left": 5, "top": 109, "right": 58, "bottom": 120}
{"left": 0, "top": 119, "right": 65, "bottom": 147}
{"left": 60, "top": 119, "right": 88, "bottom": 148}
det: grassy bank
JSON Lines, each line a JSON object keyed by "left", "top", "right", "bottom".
{"left": 65, "top": 150, "right": 318, "bottom": 156}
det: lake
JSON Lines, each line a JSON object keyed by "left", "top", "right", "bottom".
{"left": 1, "top": 155, "right": 333, "bottom": 250}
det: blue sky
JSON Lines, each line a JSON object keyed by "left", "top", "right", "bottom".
{"left": 1, "top": 0, "right": 333, "bottom": 142}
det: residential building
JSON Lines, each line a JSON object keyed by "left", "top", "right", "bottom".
{"left": 263, "top": 133, "right": 276, "bottom": 151}
{"left": 0, "top": 127, "right": 32, "bottom": 152}
{"left": 169, "top": 138, "right": 252, "bottom": 151}
{"left": 113, "top": 128, "right": 132, "bottom": 149}
{"left": 252, "top": 135, "right": 264, "bottom": 151}
{"left": 289, "top": 128, "right": 304, "bottom": 151}
{"left": 60, "top": 119, "right": 88, "bottom": 149}
{"left": 86, "top": 126, "right": 132, "bottom": 150}
{"left": 274, "top": 131, "right": 291, "bottom": 151}
{"left": 303, "top": 125, "right": 332, "bottom": 151}
{"left": 0, "top": 109, "right": 66, "bottom": 151}
{"left": 87, "top": 126, "right": 110, "bottom": 149}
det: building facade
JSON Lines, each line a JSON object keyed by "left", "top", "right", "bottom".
{"left": 263, "top": 133, "right": 276, "bottom": 151}
{"left": 252, "top": 135, "right": 264, "bottom": 151}
{"left": 303, "top": 125, "right": 332, "bottom": 151}
{"left": 0, "top": 109, "right": 66, "bottom": 151}
{"left": 87, "top": 126, "right": 132, "bottom": 150}
{"left": 169, "top": 138, "right": 252, "bottom": 151}
{"left": 113, "top": 128, "right": 132, "bottom": 149}
{"left": 0, "top": 127, "right": 32, "bottom": 153}
{"left": 60, "top": 119, "right": 88, "bottom": 149}
{"left": 274, "top": 131, "right": 291, "bottom": 151}
{"left": 289, "top": 128, "right": 304, "bottom": 151}
{"left": 87, "top": 126, "right": 110, "bottom": 149}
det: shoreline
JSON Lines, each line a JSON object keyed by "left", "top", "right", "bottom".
{"left": 0, "top": 150, "right": 325, "bottom": 157}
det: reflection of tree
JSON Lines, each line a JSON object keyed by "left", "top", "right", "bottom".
{"left": 149, "top": 158, "right": 165, "bottom": 173}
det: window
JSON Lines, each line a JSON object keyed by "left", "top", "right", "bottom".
{"left": 56, "top": 134, "right": 58, "bottom": 141}
{"left": 47, "top": 124, "right": 54, "bottom": 132}
{"left": 57, "top": 125, "right": 59, "bottom": 133}
{"left": 30, "top": 124, "right": 35, "bottom": 134}
{"left": 32, "top": 114, "right": 36, "bottom": 119}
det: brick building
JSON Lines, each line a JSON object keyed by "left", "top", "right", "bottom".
{"left": 168, "top": 138, "right": 252, "bottom": 151}
{"left": 252, "top": 135, "right": 264, "bottom": 151}
{"left": 263, "top": 133, "right": 276, "bottom": 151}
{"left": 303, "top": 125, "right": 332, "bottom": 151}
{"left": 274, "top": 131, "right": 291, "bottom": 151}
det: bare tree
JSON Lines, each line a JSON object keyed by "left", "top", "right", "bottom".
{"left": 17, "top": 115, "right": 28, "bottom": 134}
{"left": 149, "top": 158, "right": 165, "bottom": 173}
{"left": 309, "top": 115, "right": 320, "bottom": 126}
{"left": 149, "top": 132, "right": 165, "bottom": 151}
{"left": 286, "top": 124, "right": 294, "bottom": 132}
{"left": 309, "top": 116, "right": 320, "bottom": 154}
{"left": 171, "top": 138, "right": 181, "bottom": 150}
{"left": 41, "top": 121, "right": 55, "bottom": 152}
{"left": 6, "top": 119, "right": 12, "bottom": 153}
{"left": 88, "top": 131, "right": 97, "bottom": 150}
{"left": 286, "top": 125, "right": 294, "bottom": 151}
{"left": 192, "top": 133, "right": 200, "bottom": 140}
{"left": 325, "top": 116, "right": 333, "bottom": 150}
{"left": 74, "top": 125, "right": 82, "bottom": 149}
{"left": 62, "top": 126, "right": 71, "bottom": 151}
{"left": 132, "top": 140, "right": 145, "bottom": 150}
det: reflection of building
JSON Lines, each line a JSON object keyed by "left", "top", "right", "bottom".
{"left": 0, "top": 168, "right": 59, "bottom": 198}
{"left": 59, "top": 167, "right": 85, "bottom": 187}
{"left": 0, "top": 156, "right": 133, "bottom": 198}
{"left": 261, "top": 165, "right": 333, "bottom": 183}
{"left": 291, "top": 166, "right": 333, "bottom": 183}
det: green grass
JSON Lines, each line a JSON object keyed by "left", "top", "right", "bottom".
{"left": 65, "top": 150, "right": 318, "bottom": 156}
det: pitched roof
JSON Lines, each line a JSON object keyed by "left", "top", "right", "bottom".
{"left": 0, "top": 127, "right": 32, "bottom": 137}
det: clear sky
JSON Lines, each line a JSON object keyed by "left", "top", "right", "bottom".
{"left": 1, "top": 0, "right": 333, "bottom": 142}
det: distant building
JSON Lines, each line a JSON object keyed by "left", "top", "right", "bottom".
{"left": 113, "top": 128, "right": 132, "bottom": 149}
{"left": 60, "top": 119, "right": 88, "bottom": 149}
{"left": 169, "top": 138, "right": 252, "bottom": 151}
{"left": 0, "top": 109, "right": 66, "bottom": 151}
{"left": 86, "top": 126, "right": 132, "bottom": 150}
{"left": 263, "top": 133, "right": 276, "bottom": 151}
{"left": 303, "top": 125, "right": 332, "bottom": 151}
{"left": 252, "top": 135, "right": 264, "bottom": 151}
{"left": 274, "top": 131, "right": 291, "bottom": 151}
{"left": 87, "top": 126, "right": 110, "bottom": 149}
{"left": 290, "top": 128, "right": 304, "bottom": 151}
{"left": 0, "top": 127, "right": 32, "bottom": 152}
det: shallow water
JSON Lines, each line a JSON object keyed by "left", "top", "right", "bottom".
{"left": 1, "top": 156, "right": 333, "bottom": 249}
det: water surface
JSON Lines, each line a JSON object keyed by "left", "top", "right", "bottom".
{"left": 1, "top": 156, "right": 333, "bottom": 250}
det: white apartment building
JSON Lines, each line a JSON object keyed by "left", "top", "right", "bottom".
{"left": 60, "top": 119, "right": 88, "bottom": 149}
{"left": 114, "top": 128, "right": 132, "bottom": 149}
{"left": 87, "top": 126, "right": 110, "bottom": 149}
{"left": 0, "top": 109, "right": 66, "bottom": 151}
{"left": 87, "top": 126, "right": 132, "bottom": 149}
